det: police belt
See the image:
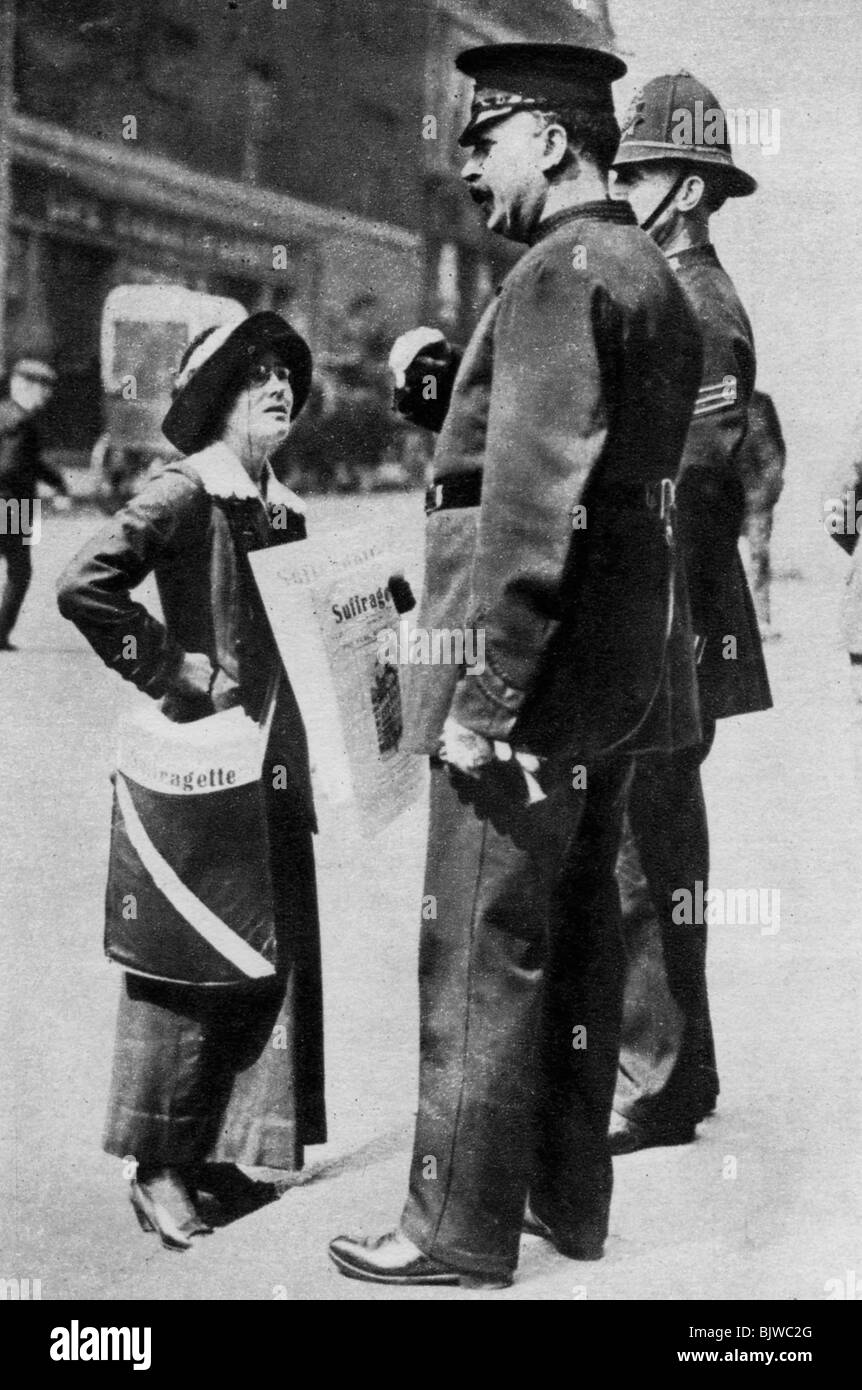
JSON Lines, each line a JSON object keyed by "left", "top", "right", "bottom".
{"left": 425, "top": 472, "right": 676, "bottom": 522}
{"left": 425, "top": 473, "right": 482, "bottom": 513}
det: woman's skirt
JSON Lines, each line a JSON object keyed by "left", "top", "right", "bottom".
{"left": 103, "top": 821, "right": 326, "bottom": 1170}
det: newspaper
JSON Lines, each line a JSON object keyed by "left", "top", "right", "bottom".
{"left": 249, "top": 532, "right": 423, "bottom": 833}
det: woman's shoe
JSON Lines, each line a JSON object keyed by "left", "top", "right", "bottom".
{"left": 129, "top": 1169, "right": 212, "bottom": 1251}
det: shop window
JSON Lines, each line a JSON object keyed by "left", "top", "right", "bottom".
{"left": 243, "top": 65, "right": 275, "bottom": 185}
{"left": 40, "top": 236, "right": 114, "bottom": 450}
{"left": 5, "top": 231, "right": 28, "bottom": 316}
{"left": 354, "top": 102, "right": 401, "bottom": 219}
{"left": 142, "top": 18, "right": 197, "bottom": 108}
{"left": 435, "top": 242, "right": 460, "bottom": 331}
{"left": 355, "top": 6, "right": 409, "bottom": 57}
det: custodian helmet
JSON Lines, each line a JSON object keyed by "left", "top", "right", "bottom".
{"left": 614, "top": 71, "right": 757, "bottom": 197}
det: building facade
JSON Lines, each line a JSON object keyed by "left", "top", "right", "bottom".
{"left": 1, "top": 0, "right": 614, "bottom": 459}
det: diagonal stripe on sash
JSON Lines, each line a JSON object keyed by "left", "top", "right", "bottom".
{"left": 116, "top": 773, "right": 276, "bottom": 980}
{"left": 692, "top": 399, "right": 736, "bottom": 417}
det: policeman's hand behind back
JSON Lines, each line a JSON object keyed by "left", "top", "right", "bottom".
{"left": 439, "top": 715, "right": 494, "bottom": 777}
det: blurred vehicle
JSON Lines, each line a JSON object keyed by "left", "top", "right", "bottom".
{"left": 91, "top": 285, "right": 246, "bottom": 509}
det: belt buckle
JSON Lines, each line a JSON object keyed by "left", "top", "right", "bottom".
{"left": 658, "top": 477, "right": 676, "bottom": 521}
{"left": 425, "top": 483, "right": 444, "bottom": 514}
{"left": 658, "top": 477, "right": 676, "bottom": 544}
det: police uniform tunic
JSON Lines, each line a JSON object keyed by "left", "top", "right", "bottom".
{"left": 613, "top": 243, "right": 772, "bottom": 1136}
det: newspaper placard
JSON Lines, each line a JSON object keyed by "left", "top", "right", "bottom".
{"left": 249, "top": 533, "right": 423, "bottom": 833}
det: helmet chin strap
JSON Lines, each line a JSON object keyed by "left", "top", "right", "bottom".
{"left": 639, "top": 171, "right": 686, "bottom": 233}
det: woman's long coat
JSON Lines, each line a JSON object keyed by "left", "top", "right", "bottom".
{"left": 57, "top": 443, "right": 325, "bottom": 1167}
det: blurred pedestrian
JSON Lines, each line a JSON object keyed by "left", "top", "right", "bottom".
{"left": 0, "top": 354, "right": 68, "bottom": 651}
{"left": 826, "top": 408, "right": 862, "bottom": 701}
{"left": 57, "top": 313, "right": 326, "bottom": 1250}
{"left": 738, "top": 389, "right": 786, "bottom": 639}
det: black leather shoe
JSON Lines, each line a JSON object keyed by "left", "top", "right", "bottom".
{"left": 608, "top": 1119, "right": 697, "bottom": 1155}
{"left": 328, "top": 1230, "right": 512, "bottom": 1289}
{"left": 522, "top": 1206, "right": 604, "bottom": 1261}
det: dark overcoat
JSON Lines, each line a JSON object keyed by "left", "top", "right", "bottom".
{"left": 0, "top": 397, "right": 66, "bottom": 498}
{"left": 56, "top": 443, "right": 325, "bottom": 1166}
{"left": 667, "top": 245, "right": 772, "bottom": 721}
{"left": 403, "top": 201, "right": 705, "bottom": 763}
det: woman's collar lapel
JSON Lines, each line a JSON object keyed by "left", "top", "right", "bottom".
{"left": 184, "top": 442, "right": 262, "bottom": 500}
{"left": 182, "top": 442, "right": 306, "bottom": 514}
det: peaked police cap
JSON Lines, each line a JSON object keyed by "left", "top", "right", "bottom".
{"left": 456, "top": 42, "right": 626, "bottom": 147}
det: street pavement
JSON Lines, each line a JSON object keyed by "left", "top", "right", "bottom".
{"left": 0, "top": 495, "right": 859, "bottom": 1301}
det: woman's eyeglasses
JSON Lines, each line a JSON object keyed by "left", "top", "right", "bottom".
{"left": 247, "top": 362, "right": 292, "bottom": 387}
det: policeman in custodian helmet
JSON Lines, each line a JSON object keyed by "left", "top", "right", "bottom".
{"left": 614, "top": 69, "right": 757, "bottom": 224}
{"left": 609, "top": 74, "right": 771, "bottom": 1155}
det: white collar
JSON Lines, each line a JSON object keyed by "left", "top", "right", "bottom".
{"left": 184, "top": 441, "right": 306, "bottom": 514}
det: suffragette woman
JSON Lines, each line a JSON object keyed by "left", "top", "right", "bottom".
{"left": 57, "top": 312, "right": 326, "bottom": 1249}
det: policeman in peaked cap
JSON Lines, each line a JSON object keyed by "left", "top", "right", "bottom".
{"left": 330, "top": 41, "right": 707, "bottom": 1287}
{"left": 609, "top": 75, "right": 771, "bottom": 1155}
{"left": 388, "top": 40, "right": 627, "bottom": 431}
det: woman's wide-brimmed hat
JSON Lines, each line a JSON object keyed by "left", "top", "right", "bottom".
{"left": 162, "top": 311, "right": 313, "bottom": 455}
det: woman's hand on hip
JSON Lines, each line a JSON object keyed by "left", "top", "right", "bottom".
{"left": 170, "top": 651, "right": 216, "bottom": 700}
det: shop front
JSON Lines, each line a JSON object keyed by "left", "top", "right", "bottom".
{"left": 6, "top": 162, "right": 316, "bottom": 464}
{"left": 4, "top": 114, "right": 423, "bottom": 469}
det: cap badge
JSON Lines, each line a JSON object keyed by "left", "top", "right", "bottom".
{"left": 620, "top": 89, "right": 646, "bottom": 139}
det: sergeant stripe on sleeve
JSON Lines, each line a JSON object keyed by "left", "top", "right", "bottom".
{"left": 692, "top": 374, "right": 737, "bottom": 417}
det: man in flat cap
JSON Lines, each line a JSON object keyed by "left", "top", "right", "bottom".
{"left": 330, "top": 42, "right": 704, "bottom": 1288}
{"left": 609, "top": 73, "right": 772, "bottom": 1155}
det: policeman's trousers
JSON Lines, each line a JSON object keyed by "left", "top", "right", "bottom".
{"left": 612, "top": 722, "right": 719, "bottom": 1132}
{"left": 401, "top": 753, "right": 630, "bottom": 1277}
